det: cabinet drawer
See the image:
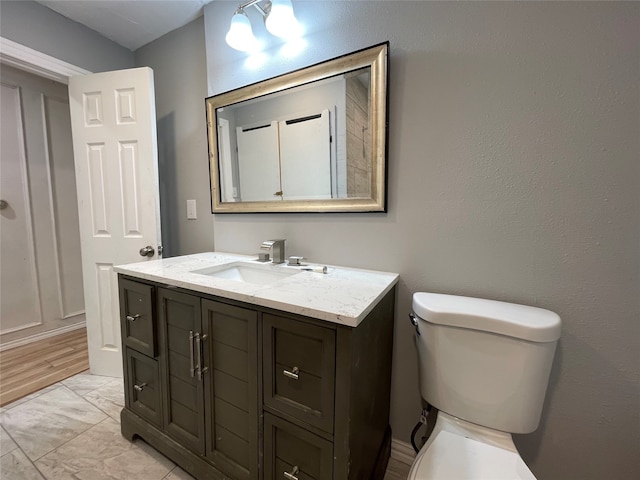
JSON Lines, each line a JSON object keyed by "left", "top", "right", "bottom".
{"left": 263, "top": 314, "right": 335, "bottom": 434}
{"left": 126, "top": 349, "right": 162, "bottom": 428}
{"left": 120, "top": 278, "right": 156, "bottom": 357}
{"left": 264, "top": 413, "right": 333, "bottom": 480}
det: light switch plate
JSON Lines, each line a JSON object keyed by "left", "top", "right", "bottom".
{"left": 187, "top": 199, "right": 197, "bottom": 219}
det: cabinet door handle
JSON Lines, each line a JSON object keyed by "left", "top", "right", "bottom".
{"left": 283, "top": 366, "right": 299, "bottom": 380}
{"left": 134, "top": 382, "right": 147, "bottom": 392}
{"left": 126, "top": 314, "right": 140, "bottom": 322}
{"left": 283, "top": 466, "right": 299, "bottom": 480}
{"left": 194, "top": 332, "right": 202, "bottom": 380}
{"left": 199, "top": 334, "right": 208, "bottom": 378}
{"left": 189, "top": 330, "right": 195, "bottom": 378}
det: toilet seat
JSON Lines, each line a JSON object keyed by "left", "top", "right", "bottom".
{"left": 408, "top": 413, "right": 537, "bottom": 480}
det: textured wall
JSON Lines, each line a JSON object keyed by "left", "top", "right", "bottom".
{"left": 203, "top": 2, "right": 639, "bottom": 479}
{"left": 0, "top": 0, "right": 133, "bottom": 72}
{"left": 135, "top": 17, "right": 212, "bottom": 257}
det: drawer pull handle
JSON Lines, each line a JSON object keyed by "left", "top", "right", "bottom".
{"left": 126, "top": 314, "right": 140, "bottom": 322}
{"left": 134, "top": 382, "right": 147, "bottom": 392}
{"left": 283, "top": 466, "right": 299, "bottom": 480}
{"left": 283, "top": 366, "right": 299, "bottom": 380}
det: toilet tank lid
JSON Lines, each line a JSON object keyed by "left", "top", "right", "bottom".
{"left": 412, "top": 293, "right": 561, "bottom": 342}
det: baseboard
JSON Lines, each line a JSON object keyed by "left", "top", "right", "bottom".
{"left": 0, "top": 321, "right": 86, "bottom": 352}
{"left": 390, "top": 438, "right": 416, "bottom": 466}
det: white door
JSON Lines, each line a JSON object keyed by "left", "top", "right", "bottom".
{"left": 279, "top": 110, "right": 332, "bottom": 200}
{"left": 68, "top": 67, "right": 161, "bottom": 377}
{"left": 236, "top": 122, "right": 281, "bottom": 201}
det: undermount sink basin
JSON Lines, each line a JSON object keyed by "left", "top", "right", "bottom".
{"left": 191, "top": 261, "right": 299, "bottom": 286}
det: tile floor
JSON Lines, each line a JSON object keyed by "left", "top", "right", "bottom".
{"left": 0, "top": 371, "right": 410, "bottom": 479}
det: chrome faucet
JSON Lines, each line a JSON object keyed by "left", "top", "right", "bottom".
{"left": 260, "top": 239, "right": 286, "bottom": 264}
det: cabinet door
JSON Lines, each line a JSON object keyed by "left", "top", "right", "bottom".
{"left": 264, "top": 314, "right": 336, "bottom": 434}
{"left": 158, "top": 288, "right": 205, "bottom": 454}
{"left": 120, "top": 278, "right": 156, "bottom": 357}
{"left": 264, "top": 413, "right": 333, "bottom": 480}
{"left": 202, "top": 299, "right": 259, "bottom": 479}
{"left": 125, "top": 349, "right": 162, "bottom": 427}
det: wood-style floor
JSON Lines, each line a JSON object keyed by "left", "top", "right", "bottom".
{"left": 0, "top": 328, "right": 89, "bottom": 406}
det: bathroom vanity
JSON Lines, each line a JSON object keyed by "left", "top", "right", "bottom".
{"left": 114, "top": 252, "right": 398, "bottom": 480}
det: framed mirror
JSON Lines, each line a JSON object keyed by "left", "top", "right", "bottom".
{"left": 205, "top": 42, "right": 389, "bottom": 213}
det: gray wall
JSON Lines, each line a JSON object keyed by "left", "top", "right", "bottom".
{"left": 0, "top": 0, "right": 133, "bottom": 72}
{"left": 202, "top": 1, "right": 640, "bottom": 479}
{"left": 135, "top": 17, "right": 212, "bottom": 257}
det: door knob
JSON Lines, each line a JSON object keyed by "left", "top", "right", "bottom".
{"left": 139, "top": 245, "right": 155, "bottom": 257}
{"left": 0, "top": 200, "right": 8, "bottom": 210}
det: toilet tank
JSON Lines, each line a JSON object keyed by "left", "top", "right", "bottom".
{"left": 412, "top": 293, "right": 561, "bottom": 434}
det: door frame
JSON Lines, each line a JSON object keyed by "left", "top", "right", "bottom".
{"left": 0, "top": 37, "right": 91, "bottom": 84}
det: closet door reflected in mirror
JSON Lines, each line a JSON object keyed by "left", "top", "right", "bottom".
{"left": 234, "top": 110, "right": 332, "bottom": 202}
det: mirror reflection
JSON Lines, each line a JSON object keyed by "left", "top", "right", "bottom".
{"left": 217, "top": 68, "right": 371, "bottom": 202}
{"left": 206, "top": 42, "right": 388, "bottom": 213}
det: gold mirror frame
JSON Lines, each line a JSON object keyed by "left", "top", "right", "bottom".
{"left": 206, "top": 42, "right": 389, "bottom": 213}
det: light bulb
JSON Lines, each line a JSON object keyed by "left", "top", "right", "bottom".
{"left": 225, "top": 10, "right": 260, "bottom": 52}
{"left": 265, "top": 0, "right": 302, "bottom": 39}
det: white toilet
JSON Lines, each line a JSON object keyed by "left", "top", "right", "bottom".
{"left": 408, "top": 292, "right": 561, "bottom": 480}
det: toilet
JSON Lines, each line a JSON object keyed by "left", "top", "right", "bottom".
{"left": 408, "top": 292, "right": 561, "bottom": 480}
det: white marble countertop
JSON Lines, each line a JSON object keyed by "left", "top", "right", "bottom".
{"left": 114, "top": 252, "right": 399, "bottom": 328}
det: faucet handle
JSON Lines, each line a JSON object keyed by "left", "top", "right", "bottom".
{"left": 287, "top": 256, "right": 304, "bottom": 266}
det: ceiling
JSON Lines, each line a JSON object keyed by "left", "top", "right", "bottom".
{"left": 36, "top": 0, "right": 215, "bottom": 51}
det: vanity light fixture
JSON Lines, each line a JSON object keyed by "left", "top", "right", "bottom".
{"left": 225, "top": 9, "right": 260, "bottom": 52}
{"left": 225, "top": 0, "right": 302, "bottom": 52}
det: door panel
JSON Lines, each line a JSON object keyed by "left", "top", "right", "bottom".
{"left": 69, "top": 67, "right": 161, "bottom": 377}
{"left": 236, "top": 122, "right": 281, "bottom": 201}
{"left": 157, "top": 288, "right": 205, "bottom": 454}
{"left": 202, "top": 299, "right": 258, "bottom": 480}
{"left": 279, "top": 110, "right": 331, "bottom": 200}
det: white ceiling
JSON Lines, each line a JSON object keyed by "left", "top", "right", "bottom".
{"left": 36, "top": 0, "right": 215, "bottom": 51}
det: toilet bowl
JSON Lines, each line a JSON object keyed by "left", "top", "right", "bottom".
{"left": 408, "top": 292, "right": 561, "bottom": 480}
{"left": 408, "top": 412, "right": 535, "bottom": 480}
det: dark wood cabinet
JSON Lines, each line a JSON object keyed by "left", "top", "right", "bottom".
{"left": 120, "top": 278, "right": 156, "bottom": 357}
{"left": 202, "top": 298, "right": 259, "bottom": 479}
{"left": 158, "top": 288, "right": 206, "bottom": 454}
{"left": 125, "top": 349, "right": 162, "bottom": 428}
{"left": 264, "top": 413, "right": 333, "bottom": 480}
{"left": 263, "top": 313, "right": 335, "bottom": 434}
{"left": 119, "top": 274, "right": 395, "bottom": 480}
